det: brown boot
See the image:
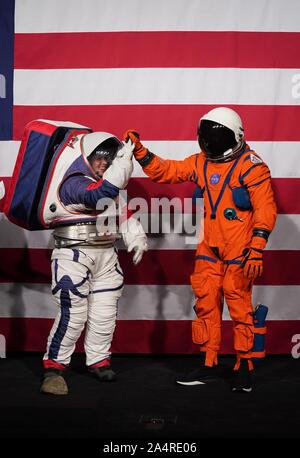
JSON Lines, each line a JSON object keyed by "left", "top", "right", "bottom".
{"left": 40, "top": 369, "right": 68, "bottom": 395}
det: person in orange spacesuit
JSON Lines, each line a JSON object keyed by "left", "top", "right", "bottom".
{"left": 124, "top": 107, "right": 277, "bottom": 392}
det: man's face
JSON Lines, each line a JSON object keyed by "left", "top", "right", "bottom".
{"left": 91, "top": 157, "right": 110, "bottom": 178}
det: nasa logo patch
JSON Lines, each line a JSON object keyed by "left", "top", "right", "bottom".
{"left": 210, "top": 173, "right": 221, "bottom": 185}
{"left": 250, "top": 154, "right": 263, "bottom": 164}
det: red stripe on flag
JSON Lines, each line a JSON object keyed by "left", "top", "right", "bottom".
{"left": 14, "top": 31, "right": 300, "bottom": 69}
{"left": 127, "top": 178, "right": 300, "bottom": 216}
{"left": 13, "top": 105, "right": 300, "bottom": 141}
{"left": 271, "top": 178, "right": 300, "bottom": 215}
{"left": 122, "top": 250, "right": 300, "bottom": 286}
{"left": 0, "top": 317, "right": 297, "bottom": 353}
{"left": 1, "top": 177, "right": 299, "bottom": 214}
{"left": 0, "top": 248, "right": 299, "bottom": 285}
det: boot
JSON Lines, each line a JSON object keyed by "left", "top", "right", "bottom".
{"left": 40, "top": 369, "right": 68, "bottom": 395}
{"left": 231, "top": 358, "right": 253, "bottom": 393}
{"left": 89, "top": 364, "right": 116, "bottom": 382}
{"left": 176, "top": 365, "right": 220, "bottom": 386}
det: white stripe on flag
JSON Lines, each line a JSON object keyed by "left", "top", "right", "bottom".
{"left": 15, "top": 0, "right": 300, "bottom": 33}
{"left": 0, "top": 283, "right": 298, "bottom": 320}
{"left": 14, "top": 68, "right": 300, "bottom": 106}
{"left": 1, "top": 140, "right": 300, "bottom": 178}
{"left": 0, "top": 214, "right": 299, "bottom": 250}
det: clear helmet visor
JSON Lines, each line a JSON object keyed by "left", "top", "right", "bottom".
{"left": 87, "top": 137, "right": 123, "bottom": 165}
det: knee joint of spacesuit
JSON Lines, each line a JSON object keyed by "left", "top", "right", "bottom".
{"left": 222, "top": 278, "right": 238, "bottom": 302}
{"left": 190, "top": 272, "right": 209, "bottom": 298}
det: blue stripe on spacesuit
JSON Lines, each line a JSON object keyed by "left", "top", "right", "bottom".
{"left": 189, "top": 170, "right": 196, "bottom": 182}
{"left": 49, "top": 259, "right": 90, "bottom": 359}
{"left": 192, "top": 185, "right": 204, "bottom": 204}
{"left": 203, "top": 156, "right": 241, "bottom": 219}
{"left": 53, "top": 259, "right": 59, "bottom": 283}
{"left": 195, "top": 255, "right": 217, "bottom": 263}
{"left": 242, "top": 148, "right": 251, "bottom": 157}
{"left": 48, "top": 304, "right": 71, "bottom": 360}
{"left": 242, "top": 154, "right": 252, "bottom": 163}
{"left": 224, "top": 259, "right": 243, "bottom": 265}
{"left": 72, "top": 249, "right": 80, "bottom": 262}
{"left": 239, "top": 164, "right": 260, "bottom": 182}
{"left": 189, "top": 156, "right": 199, "bottom": 183}
{"left": 195, "top": 256, "right": 242, "bottom": 265}
{"left": 247, "top": 177, "right": 270, "bottom": 188}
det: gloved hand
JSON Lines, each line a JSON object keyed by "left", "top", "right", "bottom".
{"left": 123, "top": 130, "right": 148, "bottom": 161}
{"left": 103, "top": 139, "right": 134, "bottom": 189}
{"left": 119, "top": 216, "right": 148, "bottom": 265}
{"left": 241, "top": 236, "right": 266, "bottom": 280}
{"left": 127, "top": 238, "right": 148, "bottom": 265}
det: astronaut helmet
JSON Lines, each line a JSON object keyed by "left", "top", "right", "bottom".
{"left": 197, "top": 107, "right": 245, "bottom": 162}
{"left": 82, "top": 131, "right": 123, "bottom": 167}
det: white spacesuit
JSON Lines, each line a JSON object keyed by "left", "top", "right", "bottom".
{"left": 39, "top": 129, "right": 148, "bottom": 395}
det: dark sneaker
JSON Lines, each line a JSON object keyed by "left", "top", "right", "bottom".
{"left": 89, "top": 365, "right": 116, "bottom": 382}
{"left": 231, "top": 359, "right": 253, "bottom": 393}
{"left": 176, "top": 365, "right": 219, "bottom": 386}
{"left": 40, "top": 369, "right": 68, "bottom": 395}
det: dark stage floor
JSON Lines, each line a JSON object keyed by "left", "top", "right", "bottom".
{"left": 0, "top": 353, "right": 299, "bottom": 444}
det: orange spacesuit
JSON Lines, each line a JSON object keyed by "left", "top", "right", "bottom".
{"left": 125, "top": 107, "right": 277, "bottom": 391}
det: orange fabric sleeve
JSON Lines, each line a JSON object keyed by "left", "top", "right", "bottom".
{"left": 143, "top": 153, "right": 200, "bottom": 184}
{"left": 241, "top": 159, "right": 277, "bottom": 236}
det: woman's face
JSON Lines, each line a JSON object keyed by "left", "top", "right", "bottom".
{"left": 90, "top": 157, "right": 110, "bottom": 178}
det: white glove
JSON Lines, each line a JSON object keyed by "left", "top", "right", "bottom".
{"left": 128, "top": 238, "right": 148, "bottom": 265}
{"left": 103, "top": 139, "right": 134, "bottom": 189}
{"left": 120, "top": 217, "right": 148, "bottom": 265}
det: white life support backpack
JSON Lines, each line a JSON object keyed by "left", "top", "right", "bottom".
{"left": 4, "top": 119, "right": 92, "bottom": 230}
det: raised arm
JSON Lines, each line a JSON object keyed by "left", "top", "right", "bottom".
{"left": 123, "top": 130, "right": 199, "bottom": 184}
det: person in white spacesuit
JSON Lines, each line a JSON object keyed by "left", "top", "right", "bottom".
{"left": 40, "top": 132, "right": 148, "bottom": 395}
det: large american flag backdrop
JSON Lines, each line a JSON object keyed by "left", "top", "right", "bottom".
{"left": 0, "top": 0, "right": 299, "bottom": 354}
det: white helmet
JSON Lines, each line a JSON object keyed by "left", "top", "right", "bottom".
{"left": 197, "top": 107, "right": 245, "bottom": 162}
{"left": 82, "top": 131, "right": 122, "bottom": 164}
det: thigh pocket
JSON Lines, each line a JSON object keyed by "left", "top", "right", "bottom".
{"left": 192, "top": 318, "right": 209, "bottom": 345}
{"left": 233, "top": 324, "right": 254, "bottom": 352}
